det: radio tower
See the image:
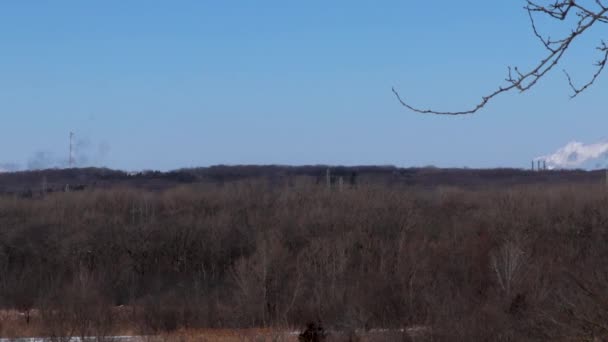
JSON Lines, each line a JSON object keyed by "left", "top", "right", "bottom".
{"left": 69, "top": 132, "right": 75, "bottom": 168}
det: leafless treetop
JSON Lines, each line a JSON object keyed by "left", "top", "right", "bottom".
{"left": 393, "top": 0, "right": 608, "bottom": 115}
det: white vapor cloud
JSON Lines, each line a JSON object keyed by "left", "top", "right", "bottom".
{"left": 536, "top": 140, "right": 608, "bottom": 169}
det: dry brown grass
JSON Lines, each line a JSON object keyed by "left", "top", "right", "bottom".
{"left": 0, "top": 309, "right": 40, "bottom": 338}
{"left": 0, "top": 308, "right": 424, "bottom": 341}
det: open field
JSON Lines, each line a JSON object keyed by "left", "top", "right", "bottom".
{"left": 1, "top": 167, "right": 608, "bottom": 340}
{"left": 0, "top": 326, "right": 429, "bottom": 342}
{"left": 0, "top": 307, "right": 428, "bottom": 341}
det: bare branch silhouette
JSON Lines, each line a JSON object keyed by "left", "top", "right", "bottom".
{"left": 394, "top": 0, "right": 608, "bottom": 115}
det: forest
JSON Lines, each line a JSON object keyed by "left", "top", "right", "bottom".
{"left": 1, "top": 168, "right": 607, "bottom": 341}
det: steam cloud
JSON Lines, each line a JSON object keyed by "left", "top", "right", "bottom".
{"left": 536, "top": 140, "right": 608, "bottom": 169}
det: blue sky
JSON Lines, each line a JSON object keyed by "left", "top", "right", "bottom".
{"left": 0, "top": 1, "right": 606, "bottom": 171}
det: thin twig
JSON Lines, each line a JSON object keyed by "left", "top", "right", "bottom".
{"left": 394, "top": 0, "right": 608, "bottom": 115}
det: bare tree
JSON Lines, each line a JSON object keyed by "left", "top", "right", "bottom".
{"left": 393, "top": 0, "right": 608, "bottom": 115}
{"left": 491, "top": 240, "right": 527, "bottom": 297}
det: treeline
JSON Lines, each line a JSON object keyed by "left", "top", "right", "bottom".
{"left": 1, "top": 165, "right": 604, "bottom": 195}
{"left": 1, "top": 179, "right": 608, "bottom": 340}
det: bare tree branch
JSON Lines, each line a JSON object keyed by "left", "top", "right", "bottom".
{"left": 564, "top": 40, "right": 608, "bottom": 97}
{"left": 394, "top": 0, "right": 608, "bottom": 115}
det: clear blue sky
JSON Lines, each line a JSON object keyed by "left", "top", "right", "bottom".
{"left": 1, "top": 1, "right": 606, "bottom": 171}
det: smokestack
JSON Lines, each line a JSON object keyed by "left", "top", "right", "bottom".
{"left": 531, "top": 160, "right": 535, "bottom": 171}
{"left": 543, "top": 160, "right": 547, "bottom": 170}
{"left": 537, "top": 160, "right": 541, "bottom": 171}
{"left": 69, "top": 132, "right": 74, "bottom": 168}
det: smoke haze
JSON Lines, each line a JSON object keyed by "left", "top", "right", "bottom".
{"left": 1, "top": 137, "right": 111, "bottom": 171}
{"left": 0, "top": 163, "right": 20, "bottom": 173}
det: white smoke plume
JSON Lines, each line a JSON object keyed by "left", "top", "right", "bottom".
{"left": 536, "top": 140, "right": 608, "bottom": 169}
